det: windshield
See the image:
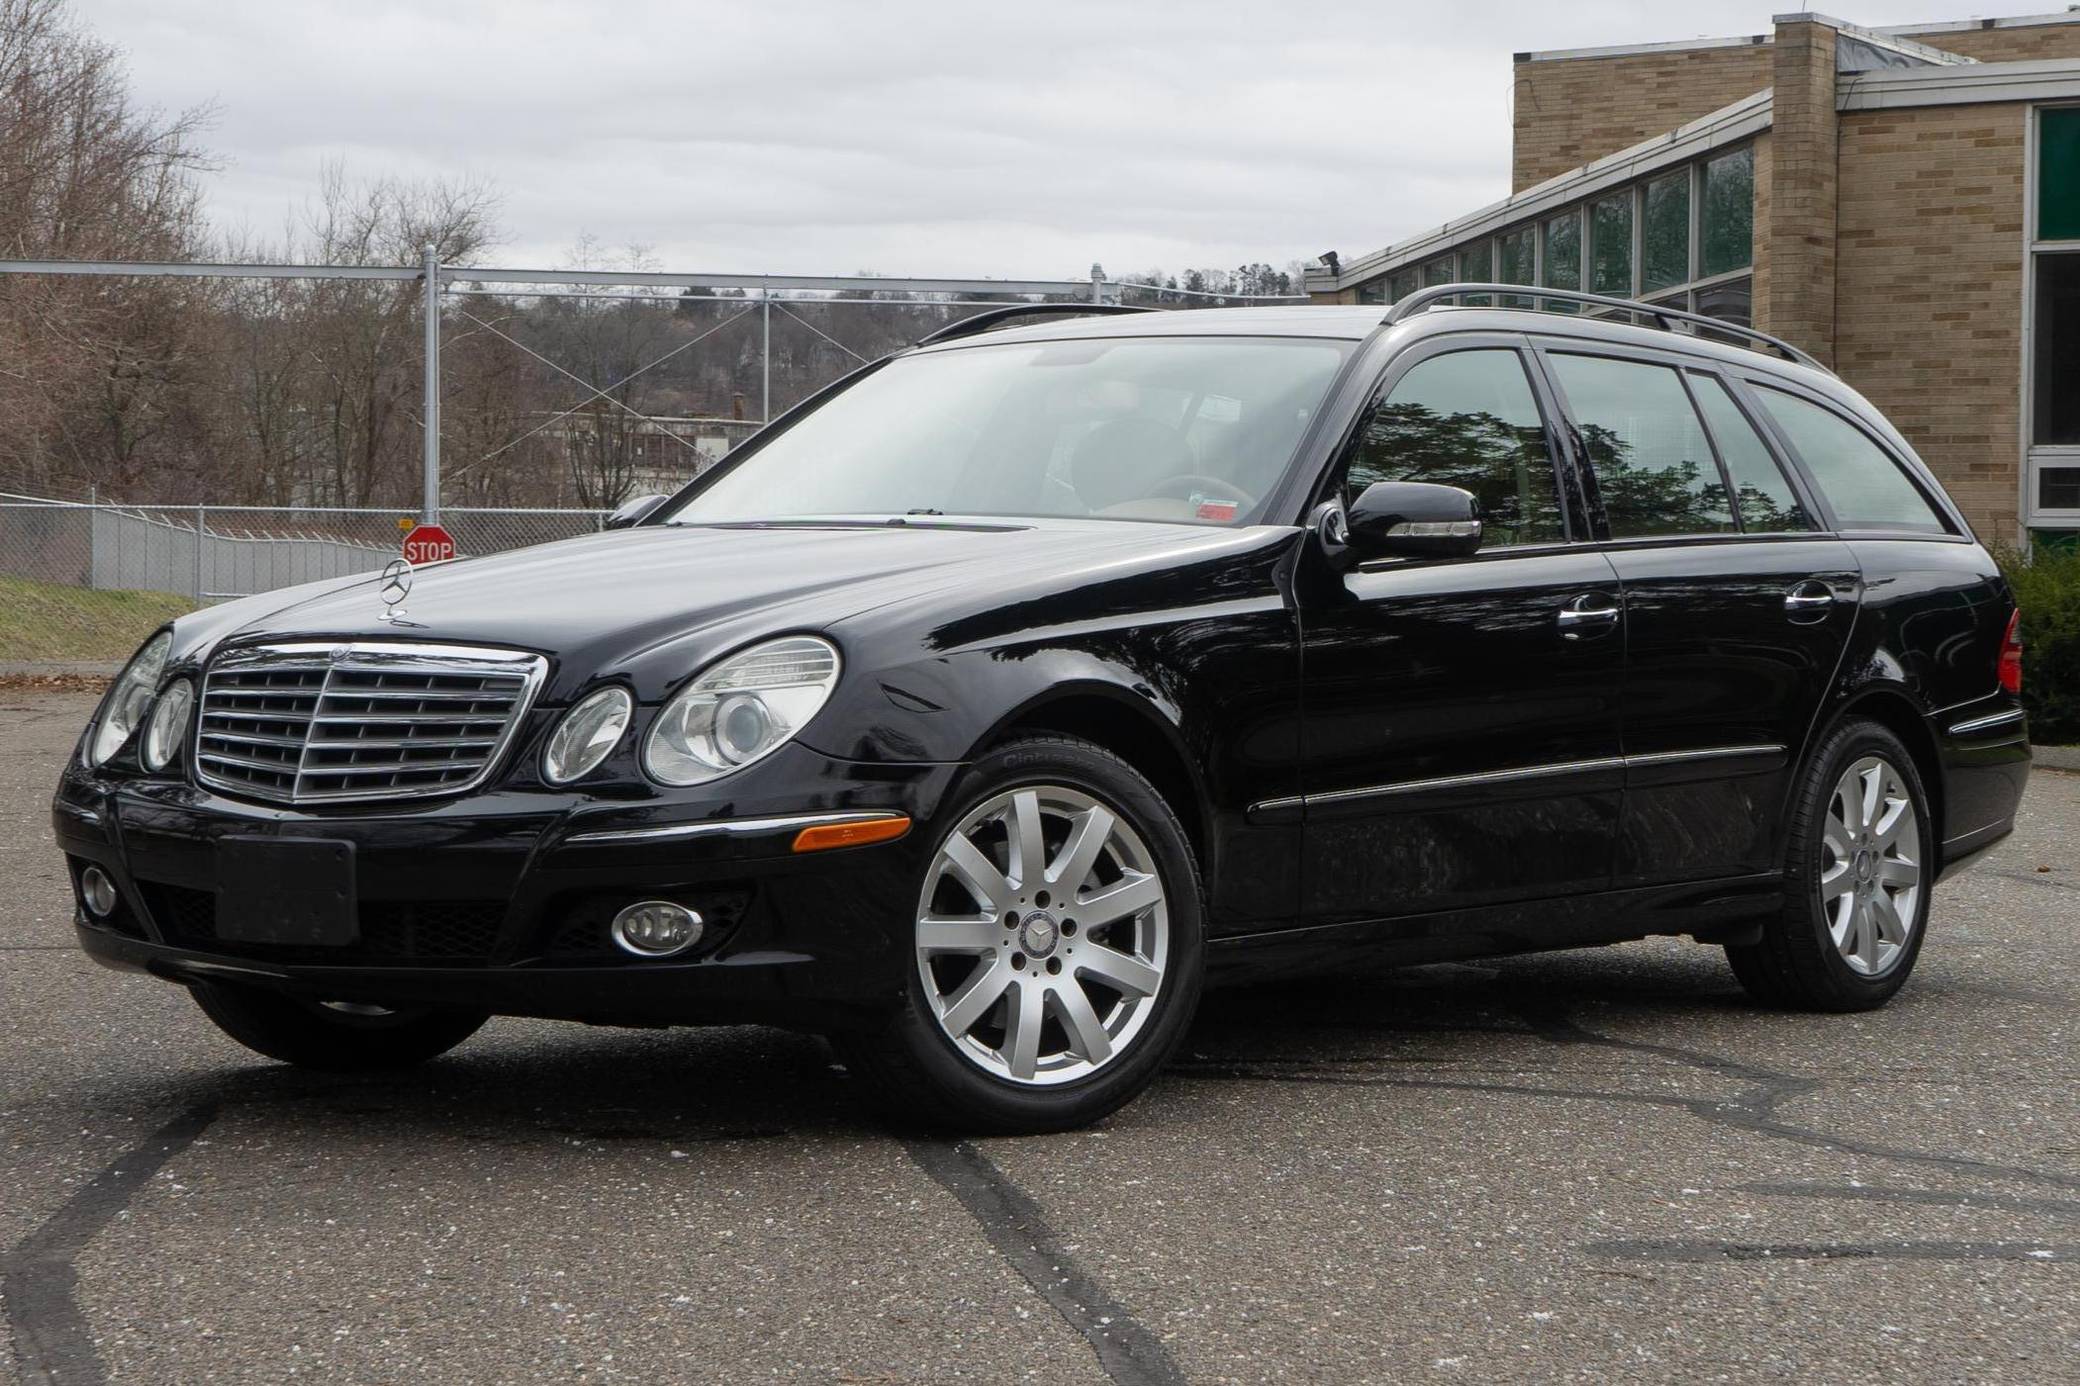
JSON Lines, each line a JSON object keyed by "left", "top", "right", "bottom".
{"left": 664, "top": 335, "right": 1352, "bottom": 527}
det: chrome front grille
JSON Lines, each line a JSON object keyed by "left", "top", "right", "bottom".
{"left": 196, "top": 642, "right": 548, "bottom": 805}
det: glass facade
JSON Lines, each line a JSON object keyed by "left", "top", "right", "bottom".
{"left": 1701, "top": 147, "right": 1755, "bottom": 278}
{"left": 1350, "top": 142, "right": 1757, "bottom": 329}
{"left": 1590, "top": 194, "right": 1633, "bottom": 296}
{"left": 1542, "top": 212, "right": 1581, "bottom": 292}
{"left": 1642, "top": 171, "right": 1690, "bottom": 293}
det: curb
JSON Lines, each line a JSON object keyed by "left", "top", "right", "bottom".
{"left": 2034, "top": 744, "right": 2080, "bottom": 773}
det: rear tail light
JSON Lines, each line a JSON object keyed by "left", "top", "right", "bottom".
{"left": 1998, "top": 609, "right": 2023, "bottom": 696}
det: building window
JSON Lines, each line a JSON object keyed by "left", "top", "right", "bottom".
{"left": 2041, "top": 106, "right": 2080, "bottom": 242}
{"left": 1423, "top": 257, "right": 1455, "bottom": 287}
{"left": 1694, "top": 278, "right": 1753, "bottom": 328}
{"left": 2035, "top": 252, "right": 2080, "bottom": 445}
{"left": 1542, "top": 211, "right": 1581, "bottom": 292}
{"left": 2033, "top": 108, "right": 2080, "bottom": 530}
{"left": 1643, "top": 171, "right": 1690, "bottom": 293}
{"left": 1498, "top": 226, "right": 1535, "bottom": 307}
{"left": 1591, "top": 194, "right": 1632, "bottom": 296}
{"left": 1701, "top": 148, "right": 1755, "bottom": 278}
{"left": 1458, "top": 241, "right": 1494, "bottom": 305}
{"left": 1390, "top": 268, "right": 1420, "bottom": 303}
{"left": 1357, "top": 281, "right": 1387, "bottom": 305}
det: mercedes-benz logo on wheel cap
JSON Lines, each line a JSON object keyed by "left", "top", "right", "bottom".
{"left": 378, "top": 558, "right": 413, "bottom": 608}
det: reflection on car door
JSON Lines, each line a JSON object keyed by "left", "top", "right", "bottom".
{"left": 1295, "top": 338, "right": 1626, "bottom": 927}
{"left": 1536, "top": 345, "right": 1859, "bottom": 885}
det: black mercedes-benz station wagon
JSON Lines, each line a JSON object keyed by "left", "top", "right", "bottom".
{"left": 55, "top": 286, "right": 2032, "bottom": 1132}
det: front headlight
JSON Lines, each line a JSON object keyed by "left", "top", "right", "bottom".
{"left": 643, "top": 635, "right": 840, "bottom": 786}
{"left": 142, "top": 678, "right": 195, "bottom": 772}
{"left": 88, "top": 631, "right": 172, "bottom": 766}
{"left": 543, "top": 686, "right": 634, "bottom": 785}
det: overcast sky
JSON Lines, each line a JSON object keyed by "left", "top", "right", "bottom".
{"left": 80, "top": 0, "right": 2009, "bottom": 281}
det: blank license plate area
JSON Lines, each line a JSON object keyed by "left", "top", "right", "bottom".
{"left": 214, "top": 837, "right": 358, "bottom": 946}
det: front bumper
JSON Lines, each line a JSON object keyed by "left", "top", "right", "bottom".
{"left": 53, "top": 744, "right": 962, "bottom": 1030}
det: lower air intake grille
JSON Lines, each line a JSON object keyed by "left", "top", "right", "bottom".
{"left": 195, "top": 641, "right": 546, "bottom": 805}
{"left": 142, "top": 882, "right": 506, "bottom": 965}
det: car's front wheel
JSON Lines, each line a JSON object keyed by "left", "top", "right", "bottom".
{"left": 834, "top": 735, "right": 1204, "bottom": 1134}
{"left": 190, "top": 981, "right": 489, "bottom": 1070}
{"left": 1726, "top": 717, "right": 1934, "bottom": 1011}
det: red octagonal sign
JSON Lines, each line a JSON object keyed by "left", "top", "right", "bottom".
{"left": 401, "top": 523, "right": 456, "bottom": 565}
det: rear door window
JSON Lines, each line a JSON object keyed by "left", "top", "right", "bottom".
{"left": 1753, "top": 386, "right": 1950, "bottom": 534}
{"left": 1547, "top": 353, "right": 1734, "bottom": 538}
{"left": 1689, "top": 374, "right": 1816, "bottom": 532}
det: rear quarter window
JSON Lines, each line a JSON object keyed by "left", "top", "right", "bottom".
{"left": 1753, "top": 386, "right": 1950, "bottom": 535}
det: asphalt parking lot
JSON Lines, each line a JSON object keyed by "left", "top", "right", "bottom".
{"left": 4, "top": 687, "right": 2078, "bottom": 1385}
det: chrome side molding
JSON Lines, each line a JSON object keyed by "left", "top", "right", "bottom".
{"left": 1249, "top": 743, "right": 1787, "bottom": 820}
{"left": 1947, "top": 709, "right": 2025, "bottom": 737}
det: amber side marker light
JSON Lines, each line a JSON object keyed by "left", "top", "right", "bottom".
{"left": 792, "top": 815, "right": 912, "bottom": 853}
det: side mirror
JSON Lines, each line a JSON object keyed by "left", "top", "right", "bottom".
{"left": 1345, "top": 481, "right": 1482, "bottom": 560}
{"left": 604, "top": 494, "right": 669, "bottom": 530}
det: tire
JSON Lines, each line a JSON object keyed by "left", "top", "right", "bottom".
{"left": 833, "top": 734, "right": 1205, "bottom": 1135}
{"left": 190, "top": 981, "right": 489, "bottom": 1070}
{"left": 1726, "top": 717, "right": 1935, "bottom": 1011}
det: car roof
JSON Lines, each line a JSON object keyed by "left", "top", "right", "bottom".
{"left": 915, "top": 305, "right": 1387, "bottom": 346}
{"left": 916, "top": 302, "right": 1839, "bottom": 392}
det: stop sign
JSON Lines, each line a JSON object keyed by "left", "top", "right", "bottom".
{"left": 401, "top": 523, "right": 456, "bottom": 565}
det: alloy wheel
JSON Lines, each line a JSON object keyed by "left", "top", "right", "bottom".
{"left": 915, "top": 785, "right": 1169, "bottom": 1086}
{"left": 1821, "top": 755, "right": 1922, "bottom": 977}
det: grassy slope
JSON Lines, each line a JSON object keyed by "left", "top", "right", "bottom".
{"left": 0, "top": 576, "right": 193, "bottom": 663}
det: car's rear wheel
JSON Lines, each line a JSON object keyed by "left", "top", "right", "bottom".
{"left": 834, "top": 735, "right": 1204, "bottom": 1134}
{"left": 190, "top": 981, "right": 488, "bottom": 1070}
{"left": 1726, "top": 717, "right": 1933, "bottom": 1011}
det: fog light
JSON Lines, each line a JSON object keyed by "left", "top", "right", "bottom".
{"left": 81, "top": 866, "right": 118, "bottom": 917}
{"left": 610, "top": 900, "right": 705, "bottom": 958}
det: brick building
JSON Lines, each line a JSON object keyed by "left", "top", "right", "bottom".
{"left": 1304, "top": 9, "right": 2080, "bottom": 545}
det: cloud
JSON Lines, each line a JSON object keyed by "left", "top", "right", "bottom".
{"left": 83, "top": 0, "right": 1993, "bottom": 278}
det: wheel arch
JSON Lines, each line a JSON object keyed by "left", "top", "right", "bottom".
{"left": 1821, "top": 686, "right": 1947, "bottom": 852}
{"left": 979, "top": 686, "right": 1212, "bottom": 869}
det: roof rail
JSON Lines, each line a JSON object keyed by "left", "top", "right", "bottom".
{"left": 914, "top": 301, "right": 1157, "bottom": 347}
{"left": 1381, "top": 283, "right": 1830, "bottom": 375}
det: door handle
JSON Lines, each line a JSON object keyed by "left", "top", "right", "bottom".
{"left": 1558, "top": 593, "right": 1622, "bottom": 640}
{"left": 1785, "top": 580, "right": 1835, "bottom": 622}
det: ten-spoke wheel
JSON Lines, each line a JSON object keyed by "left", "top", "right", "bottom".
{"left": 1819, "top": 755, "right": 1923, "bottom": 978}
{"left": 916, "top": 785, "right": 1169, "bottom": 1085}
{"left": 1727, "top": 718, "right": 1934, "bottom": 1011}
{"left": 834, "top": 735, "right": 1203, "bottom": 1133}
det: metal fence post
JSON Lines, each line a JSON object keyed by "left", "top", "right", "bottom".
{"left": 761, "top": 290, "right": 772, "bottom": 424}
{"left": 194, "top": 504, "right": 205, "bottom": 600}
{"left": 423, "top": 243, "right": 442, "bottom": 523}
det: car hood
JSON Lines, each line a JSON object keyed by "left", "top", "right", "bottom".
{"left": 184, "top": 519, "right": 1265, "bottom": 701}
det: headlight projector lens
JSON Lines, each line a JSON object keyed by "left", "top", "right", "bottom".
{"left": 610, "top": 901, "right": 706, "bottom": 958}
